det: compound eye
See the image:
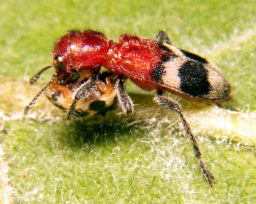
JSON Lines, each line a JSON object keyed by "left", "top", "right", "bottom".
{"left": 53, "top": 55, "right": 66, "bottom": 72}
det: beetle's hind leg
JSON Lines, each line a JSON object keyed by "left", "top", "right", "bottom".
{"left": 154, "top": 92, "right": 215, "bottom": 187}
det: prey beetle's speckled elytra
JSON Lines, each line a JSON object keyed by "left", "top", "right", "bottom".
{"left": 24, "top": 30, "right": 231, "bottom": 187}
{"left": 45, "top": 71, "right": 118, "bottom": 117}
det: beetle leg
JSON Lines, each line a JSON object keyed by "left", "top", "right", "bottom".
{"left": 66, "top": 75, "right": 98, "bottom": 120}
{"left": 115, "top": 76, "right": 134, "bottom": 114}
{"left": 155, "top": 31, "right": 172, "bottom": 45}
{"left": 154, "top": 92, "right": 214, "bottom": 187}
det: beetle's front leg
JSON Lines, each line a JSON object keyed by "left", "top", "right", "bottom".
{"left": 66, "top": 75, "right": 98, "bottom": 120}
{"left": 115, "top": 75, "right": 134, "bottom": 114}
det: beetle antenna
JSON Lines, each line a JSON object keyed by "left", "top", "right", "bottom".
{"left": 154, "top": 93, "right": 215, "bottom": 187}
{"left": 30, "top": 65, "right": 53, "bottom": 85}
{"left": 24, "top": 74, "right": 56, "bottom": 116}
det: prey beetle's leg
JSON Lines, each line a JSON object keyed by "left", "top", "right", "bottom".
{"left": 115, "top": 75, "right": 134, "bottom": 114}
{"left": 154, "top": 91, "right": 215, "bottom": 187}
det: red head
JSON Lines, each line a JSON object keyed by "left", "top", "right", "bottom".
{"left": 53, "top": 30, "right": 112, "bottom": 76}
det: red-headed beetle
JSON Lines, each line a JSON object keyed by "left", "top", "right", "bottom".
{"left": 25, "top": 30, "right": 231, "bottom": 186}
